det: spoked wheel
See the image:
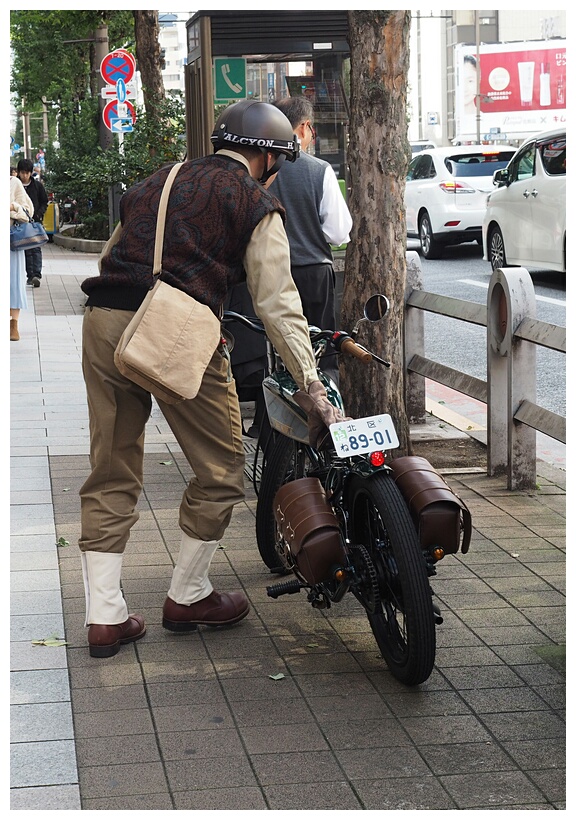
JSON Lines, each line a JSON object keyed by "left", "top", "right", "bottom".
{"left": 418, "top": 211, "right": 443, "bottom": 259}
{"left": 347, "top": 473, "right": 436, "bottom": 686}
{"left": 488, "top": 224, "right": 508, "bottom": 271}
{"left": 256, "top": 434, "right": 328, "bottom": 573}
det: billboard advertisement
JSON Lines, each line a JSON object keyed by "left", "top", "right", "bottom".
{"left": 455, "top": 40, "right": 566, "bottom": 142}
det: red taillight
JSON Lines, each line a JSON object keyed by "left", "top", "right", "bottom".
{"left": 439, "top": 180, "right": 475, "bottom": 194}
{"left": 369, "top": 451, "right": 385, "bottom": 467}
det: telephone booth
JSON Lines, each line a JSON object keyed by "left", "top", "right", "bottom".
{"left": 184, "top": 11, "right": 350, "bottom": 183}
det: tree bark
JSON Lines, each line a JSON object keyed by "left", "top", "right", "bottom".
{"left": 341, "top": 10, "right": 412, "bottom": 455}
{"left": 133, "top": 10, "right": 165, "bottom": 122}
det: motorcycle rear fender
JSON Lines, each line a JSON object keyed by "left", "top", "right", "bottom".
{"left": 348, "top": 460, "right": 391, "bottom": 478}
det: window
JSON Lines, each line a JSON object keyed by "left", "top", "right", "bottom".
{"left": 540, "top": 137, "right": 566, "bottom": 176}
{"left": 407, "top": 154, "right": 435, "bottom": 181}
{"left": 447, "top": 151, "right": 515, "bottom": 177}
{"left": 507, "top": 143, "right": 536, "bottom": 183}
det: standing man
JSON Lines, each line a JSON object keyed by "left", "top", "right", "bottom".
{"left": 17, "top": 158, "right": 48, "bottom": 288}
{"left": 78, "top": 100, "right": 344, "bottom": 658}
{"left": 269, "top": 96, "right": 352, "bottom": 384}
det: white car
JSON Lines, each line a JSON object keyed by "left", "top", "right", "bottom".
{"left": 405, "top": 145, "right": 516, "bottom": 259}
{"left": 410, "top": 140, "right": 436, "bottom": 156}
{"left": 482, "top": 128, "right": 566, "bottom": 273}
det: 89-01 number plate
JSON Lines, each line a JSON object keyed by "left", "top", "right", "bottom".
{"left": 329, "top": 414, "right": 399, "bottom": 457}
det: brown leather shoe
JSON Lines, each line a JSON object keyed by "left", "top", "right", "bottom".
{"left": 88, "top": 614, "right": 146, "bottom": 658}
{"left": 162, "top": 590, "right": 250, "bottom": 632}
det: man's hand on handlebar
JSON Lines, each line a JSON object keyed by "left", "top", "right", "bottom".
{"left": 294, "top": 380, "right": 349, "bottom": 448}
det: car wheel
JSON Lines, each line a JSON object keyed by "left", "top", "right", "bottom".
{"left": 488, "top": 225, "right": 507, "bottom": 271}
{"left": 418, "top": 211, "right": 443, "bottom": 259}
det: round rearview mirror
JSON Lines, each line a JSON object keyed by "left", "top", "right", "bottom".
{"left": 221, "top": 328, "right": 235, "bottom": 352}
{"left": 364, "top": 294, "right": 390, "bottom": 322}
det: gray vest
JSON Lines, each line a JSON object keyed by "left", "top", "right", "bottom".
{"left": 269, "top": 152, "right": 333, "bottom": 267}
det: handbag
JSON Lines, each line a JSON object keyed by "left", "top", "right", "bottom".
{"left": 389, "top": 456, "right": 472, "bottom": 555}
{"left": 114, "top": 162, "right": 222, "bottom": 405}
{"left": 10, "top": 211, "right": 49, "bottom": 252}
{"left": 274, "top": 477, "right": 346, "bottom": 585}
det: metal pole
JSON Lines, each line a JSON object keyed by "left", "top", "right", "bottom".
{"left": 199, "top": 16, "right": 213, "bottom": 156}
{"left": 41, "top": 97, "right": 49, "bottom": 146}
{"left": 22, "top": 107, "right": 31, "bottom": 160}
{"left": 475, "top": 11, "right": 481, "bottom": 143}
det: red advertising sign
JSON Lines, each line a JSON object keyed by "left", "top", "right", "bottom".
{"left": 479, "top": 47, "right": 566, "bottom": 113}
{"left": 455, "top": 40, "right": 566, "bottom": 141}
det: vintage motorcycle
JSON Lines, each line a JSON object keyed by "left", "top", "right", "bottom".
{"left": 222, "top": 296, "right": 471, "bottom": 686}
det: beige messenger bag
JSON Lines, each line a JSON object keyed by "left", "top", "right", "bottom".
{"left": 113, "top": 162, "right": 221, "bottom": 405}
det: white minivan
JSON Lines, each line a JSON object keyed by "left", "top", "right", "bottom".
{"left": 482, "top": 128, "right": 566, "bottom": 273}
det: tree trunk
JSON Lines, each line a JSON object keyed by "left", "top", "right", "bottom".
{"left": 341, "top": 10, "right": 412, "bottom": 455}
{"left": 133, "top": 10, "right": 165, "bottom": 122}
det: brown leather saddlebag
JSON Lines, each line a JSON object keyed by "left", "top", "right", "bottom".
{"left": 273, "top": 477, "right": 346, "bottom": 585}
{"left": 389, "top": 456, "right": 472, "bottom": 554}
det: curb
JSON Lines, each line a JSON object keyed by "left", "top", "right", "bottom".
{"left": 52, "top": 231, "right": 106, "bottom": 254}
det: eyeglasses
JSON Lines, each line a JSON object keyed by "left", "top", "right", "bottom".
{"left": 307, "top": 122, "right": 317, "bottom": 140}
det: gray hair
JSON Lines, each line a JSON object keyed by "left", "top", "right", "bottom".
{"left": 275, "top": 96, "right": 314, "bottom": 128}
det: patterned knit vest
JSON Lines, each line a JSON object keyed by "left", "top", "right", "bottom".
{"left": 82, "top": 155, "right": 285, "bottom": 313}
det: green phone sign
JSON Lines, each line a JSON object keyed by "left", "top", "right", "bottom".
{"left": 214, "top": 58, "right": 247, "bottom": 101}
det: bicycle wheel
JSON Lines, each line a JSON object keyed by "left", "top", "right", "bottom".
{"left": 347, "top": 472, "right": 436, "bottom": 686}
{"left": 255, "top": 434, "right": 322, "bottom": 572}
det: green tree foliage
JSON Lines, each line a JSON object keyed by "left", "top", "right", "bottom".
{"left": 10, "top": 11, "right": 133, "bottom": 113}
{"left": 46, "top": 94, "right": 186, "bottom": 239}
{"left": 11, "top": 10, "right": 186, "bottom": 240}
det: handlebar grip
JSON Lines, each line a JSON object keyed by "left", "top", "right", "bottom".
{"left": 340, "top": 337, "right": 373, "bottom": 363}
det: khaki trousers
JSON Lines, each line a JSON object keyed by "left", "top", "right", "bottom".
{"left": 79, "top": 306, "right": 245, "bottom": 554}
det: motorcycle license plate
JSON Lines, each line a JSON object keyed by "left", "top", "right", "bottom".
{"left": 329, "top": 414, "right": 399, "bottom": 456}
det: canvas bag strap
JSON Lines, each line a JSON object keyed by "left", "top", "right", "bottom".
{"left": 153, "top": 161, "right": 184, "bottom": 276}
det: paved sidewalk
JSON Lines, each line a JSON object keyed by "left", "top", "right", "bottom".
{"left": 10, "top": 244, "right": 566, "bottom": 810}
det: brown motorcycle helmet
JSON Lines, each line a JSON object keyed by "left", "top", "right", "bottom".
{"left": 211, "top": 99, "right": 300, "bottom": 182}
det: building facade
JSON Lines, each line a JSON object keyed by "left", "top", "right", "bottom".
{"left": 409, "top": 9, "right": 566, "bottom": 147}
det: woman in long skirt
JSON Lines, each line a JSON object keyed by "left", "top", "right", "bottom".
{"left": 10, "top": 175, "right": 33, "bottom": 341}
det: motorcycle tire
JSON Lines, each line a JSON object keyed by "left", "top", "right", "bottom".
{"left": 347, "top": 472, "right": 436, "bottom": 686}
{"left": 255, "top": 434, "right": 320, "bottom": 572}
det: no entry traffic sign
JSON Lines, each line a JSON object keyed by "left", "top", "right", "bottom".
{"left": 100, "top": 50, "right": 135, "bottom": 86}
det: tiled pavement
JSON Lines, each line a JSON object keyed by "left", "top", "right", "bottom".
{"left": 10, "top": 243, "right": 566, "bottom": 810}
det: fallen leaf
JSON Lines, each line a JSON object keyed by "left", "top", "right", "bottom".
{"left": 268, "top": 673, "right": 285, "bottom": 681}
{"left": 159, "top": 460, "right": 173, "bottom": 466}
{"left": 56, "top": 537, "right": 70, "bottom": 547}
{"left": 218, "top": 544, "right": 227, "bottom": 550}
{"left": 511, "top": 552, "right": 520, "bottom": 558}
{"left": 32, "top": 634, "right": 67, "bottom": 647}
{"left": 306, "top": 643, "right": 319, "bottom": 648}
{"left": 63, "top": 488, "right": 70, "bottom": 492}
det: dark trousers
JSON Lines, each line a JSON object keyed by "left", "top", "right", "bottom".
{"left": 290, "top": 263, "right": 339, "bottom": 385}
{"left": 25, "top": 246, "right": 43, "bottom": 280}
